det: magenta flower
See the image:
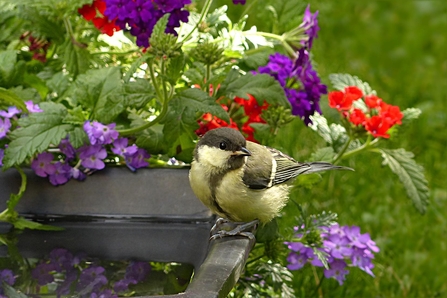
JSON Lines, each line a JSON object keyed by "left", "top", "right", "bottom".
{"left": 25, "top": 100, "right": 43, "bottom": 113}
{"left": 0, "top": 117, "right": 11, "bottom": 139}
{"left": 0, "top": 106, "right": 20, "bottom": 118}
{"left": 31, "top": 152, "right": 56, "bottom": 177}
{"left": 78, "top": 144, "right": 108, "bottom": 170}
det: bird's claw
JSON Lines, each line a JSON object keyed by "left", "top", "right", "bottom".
{"left": 209, "top": 218, "right": 259, "bottom": 241}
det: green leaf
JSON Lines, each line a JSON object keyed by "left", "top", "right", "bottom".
{"left": 13, "top": 217, "right": 64, "bottom": 231}
{"left": 2, "top": 283, "right": 29, "bottom": 298}
{"left": 401, "top": 107, "right": 421, "bottom": 125}
{"left": 217, "top": 70, "right": 289, "bottom": 107}
{"left": 71, "top": 67, "right": 122, "bottom": 122}
{"left": 379, "top": 148, "right": 430, "bottom": 214}
{"left": 67, "top": 126, "right": 88, "bottom": 148}
{"left": 329, "top": 73, "right": 375, "bottom": 96}
{"left": 0, "top": 50, "right": 25, "bottom": 87}
{"left": 0, "top": 87, "right": 27, "bottom": 111}
{"left": 152, "top": 13, "right": 169, "bottom": 37}
{"left": 309, "top": 147, "right": 336, "bottom": 162}
{"left": 63, "top": 40, "right": 91, "bottom": 77}
{"left": 46, "top": 71, "right": 71, "bottom": 97}
{"left": 135, "top": 124, "right": 167, "bottom": 154}
{"left": 309, "top": 113, "right": 349, "bottom": 152}
{"left": 2, "top": 102, "right": 72, "bottom": 169}
{"left": 122, "top": 78, "right": 156, "bottom": 109}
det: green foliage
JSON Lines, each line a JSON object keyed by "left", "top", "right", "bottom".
{"left": 3, "top": 102, "right": 72, "bottom": 169}
{"left": 379, "top": 148, "right": 429, "bottom": 214}
{"left": 217, "top": 70, "right": 289, "bottom": 106}
{"left": 329, "top": 73, "right": 376, "bottom": 96}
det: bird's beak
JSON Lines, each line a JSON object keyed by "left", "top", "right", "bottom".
{"left": 232, "top": 147, "right": 251, "bottom": 157}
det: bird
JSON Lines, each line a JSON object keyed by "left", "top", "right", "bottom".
{"left": 189, "top": 127, "right": 351, "bottom": 238}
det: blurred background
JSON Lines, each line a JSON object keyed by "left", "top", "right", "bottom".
{"left": 230, "top": 0, "right": 446, "bottom": 296}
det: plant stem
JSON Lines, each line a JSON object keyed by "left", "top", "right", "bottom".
{"left": 180, "top": 0, "right": 214, "bottom": 43}
{"left": 332, "top": 137, "right": 352, "bottom": 165}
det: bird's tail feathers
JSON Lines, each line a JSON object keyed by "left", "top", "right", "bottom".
{"left": 302, "top": 162, "right": 353, "bottom": 175}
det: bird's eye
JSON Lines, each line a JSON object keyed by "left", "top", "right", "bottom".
{"left": 219, "top": 142, "right": 227, "bottom": 150}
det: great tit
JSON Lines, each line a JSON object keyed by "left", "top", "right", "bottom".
{"left": 189, "top": 127, "right": 351, "bottom": 225}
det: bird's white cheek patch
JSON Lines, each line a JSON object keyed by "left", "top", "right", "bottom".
{"left": 199, "top": 145, "right": 231, "bottom": 169}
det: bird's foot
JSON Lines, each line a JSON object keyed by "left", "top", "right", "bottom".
{"left": 210, "top": 218, "right": 259, "bottom": 241}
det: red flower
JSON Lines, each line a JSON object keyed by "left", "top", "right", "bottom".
{"left": 365, "top": 115, "right": 392, "bottom": 138}
{"left": 348, "top": 108, "right": 367, "bottom": 126}
{"left": 379, "top": 103, "right": 403, "bottom": 125}
{"left": 365, "top": 94, "right": 382, "bottom": 109}
{"left": 235, "top": 94, "right": 269, "bottom": 121}
{"left": 79, "top": 0, "right": 121, "bottom": 36}
{"left": 328, "top": 86, "right": 363, "bottom": 111}
{"left": 196, "top": 113, "right": 238, "bottom": 136}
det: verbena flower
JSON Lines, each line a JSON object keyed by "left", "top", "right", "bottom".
{"left": 103, "top": 0, "right": 191, "bottom": 47}
{"left": 328, "top": 86, "right": 403, "bottom": 138}
{"left": 25, "top": 100, "right": 43, "bottom": 113}
{"left": 299, "top": 5, "right": 320, "bottom": 49}
{"left": 285, "top": 223, "right": 379, "bottom": 285}
{"left": 49, "top": 162, "right": 72, "bottom": 186}
{"left": 0, "top": 106, "right": 20, "bottom": 118}
{"left": 111, "top": 138, "right": 138, "bottom": 157}
{"left": 77, "top": 265, "right": 108, "bottom": 294}
{"left": 84, "top": 121, "right": 119, "bottom": 145}
{"left": 126, "top": 148, "right": 150, "bottom": 169}
{"left": 0, "top": 117, "right": 11, "bottom": 139}
{"left": 79, "top": 144, "right": 108, "bottom": 170}
{"left": 31, "top": 152, "right": 57, "bottom": 177}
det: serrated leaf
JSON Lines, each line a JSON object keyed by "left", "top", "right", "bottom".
{"left": 152, "top": 13, "right": 169, "bottom": 37}
{"left": 67, "top": 126, "right": 88, "bottom": 148}
{"left": 309, "top": 147, "right": 336, "bottom": 162}
{"left": 122, "top": 78, "right": 156, "bottom": 109}
{"left": 63, "top": 40, "right": 91, "bottom": 77}
{"left": 135, "top": 124, "right": 167, "bottom": 154}
{"left": 380, "top": 148, "right": 429, "bottom": 214}
{"left": 401, "top": 107, "right": 421, "bottom": 125}
{"left": 71, "top": 67, "right": 122, "bottom": 121}
{"left": 2, "top": 102, "right": 72, "bottom": 169}
{"left": 217, "top": 70, "right": 289, "bottom": 107}
{"left": 329, "top": 73, "right": 375, "bottom": 96}
{"left": 46, "top": 71, "right": 71, "bottom": 97}
{"left": 2, "top": 283, "right": 29, "bottom": 298}
{"left": 309, "top": 113, "right": 349, "bottom": 151}
{"left": 0, "top": 50, "right": 25, "bottom": 87}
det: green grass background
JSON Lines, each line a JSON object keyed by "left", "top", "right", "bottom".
{"left": 232, "top": 1, "right": 446, "bottom": 297}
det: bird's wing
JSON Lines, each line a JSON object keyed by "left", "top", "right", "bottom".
{"left": 243, "top": 143, "right": 350, "bottom": 189}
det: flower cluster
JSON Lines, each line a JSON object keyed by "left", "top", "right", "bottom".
{"left": 285, "top": 224, "right": 379, "bottom": 285}
{"left": 196, "top": 94, "right": 268, "bottom": 143}
{"left": 28, "top": 248, "right": 151, "bottom": 297}
{"left": 257, "top": 6, "right": 327, "bottom": 125}
{"left": 99, "top": 0, "right": 191, "bottom": 47}
{"left": 328, "top": 86, "right": 403, "bottom": 138}
{"left": 30, "top": 120, "right": 150, "bottom": 186}
{"left": 78, "top": 0, "right": 121, "bottom": 36}
{"left": 0, "top": 269, "right": 15, "bottom": 297}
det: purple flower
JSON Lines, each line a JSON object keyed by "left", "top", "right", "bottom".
{"left": 25, "top": 100, "right": 43, "bottom": 113}
{"left": 286, "top": 252, "right": 308, "bottom": 270}
{"left": 31, "top": 263, "right": 56, "bottom": 285}
{"left": 0, "top": 106, "right": 20, "bottom": 118}
{"left": 56, "top": 269, "right": 78, "bottom": 297}
{"left": 104, "top": 0, "right": 129, "bottom": 21}
{"left": 78, "top": 144, "right": 107, "bottom": 170}
{"left": 71, "top": 167, "right": 87, "bottom": 181}
{"left": 324, "top": 260, "right": 349, "bottom": 285}
{"left": 0, "top": 148, "right": 4, "bottom": 166}
{"left": 0, "top": 269, "right": 15, "bottom": 286}
{"left": 125, "top": 261, "right": 151, "bottom": 282}
{"left": 114, "top": 278, "right": 133, "bottom": 293}
{"left": 324, "top": 234, "right": 353, "bottom": 259}
{"left": 351, "top": 247, "right": 375, "bottom": 277}
{"left": 126, "top": 148, "right": 150, "bottom": 169}
{"left": 112, "top": 138, "right": 138, "bottom": 157}
{"left": 49, "top": 248, "right": 76, "bottom": 272}
{"left": 299, "top": 5, "right": 320, "bottom": 49}
{"left": 49, "top": 162, "right": 72, "bottom": 185}
{"left": 0, "top": 117, "right": 11, "bottom": 139}
{"left": 77, "top": 265, "right": 108, "bottom": 293}
{"left": 31, "top": 152, "right": 56, "bottom": 177}
{"left": 232, "top": 0, "right": 246, "bottom": 4}
{"left": 84, "top": 121, "right": 119, "bottom": 145}
{"left": 59, "top": 138, "right": 76, "bottom": 160}
{"left": 258, "top": 53, "right": 293, "bottom": 87}
{"left": 154, "top": 0, "right": 191, "bottom": 12}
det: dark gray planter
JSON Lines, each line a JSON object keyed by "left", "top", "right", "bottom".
{"left": 0, "top": 167, "right": 254, "bottom": 298}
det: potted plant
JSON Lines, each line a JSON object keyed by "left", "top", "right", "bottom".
{"left": 0, "top": 0, "right": 429, "bottom": 296}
